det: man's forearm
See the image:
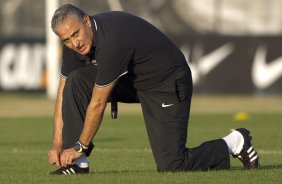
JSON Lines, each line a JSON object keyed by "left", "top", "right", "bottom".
{"left": 79, "top": 99, "right": 106, "bottom": 146}
{"left": 53, "top": 112, "right": 63, "bottom": 146}
{"left": 53, "top": 77, "right": 66, "bottom": 146}
{"left": 78, "top": 84, "right": 114, "bottom": 147}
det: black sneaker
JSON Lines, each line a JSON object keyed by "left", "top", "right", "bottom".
{"left": 233, "top": 128, "right": 260, "bottom": 170}
{"left": 50, "top": 164, "right": 89, "bottom": 175}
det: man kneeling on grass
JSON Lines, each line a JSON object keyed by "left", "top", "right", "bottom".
{"left": 48, "top": 4, "right": 259, "bottom": 175}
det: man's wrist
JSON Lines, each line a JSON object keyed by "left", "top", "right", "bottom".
{"left": 52, "top": 140, "right": 62, "bottom": 148}
{"left": 73, "top": 141, "right": 89, "bottom": 153}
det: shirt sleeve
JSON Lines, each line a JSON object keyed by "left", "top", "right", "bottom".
{"left": 95, "top": 43, "right": 134, "bottom": 87}
{"left": 61, "top": 45, "right": 87, "bottom": 77}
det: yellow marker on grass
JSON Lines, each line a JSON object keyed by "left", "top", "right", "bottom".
{"left": 234, "top": 112, "right": 249, "bottom": 121}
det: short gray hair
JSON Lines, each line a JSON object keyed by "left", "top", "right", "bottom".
{"left": 51, "top": 4, "right": 86, "bottom": 32}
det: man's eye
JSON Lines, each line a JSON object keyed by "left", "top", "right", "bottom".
{"left": 63, "top": 39, "right": 70, "bottom": 44}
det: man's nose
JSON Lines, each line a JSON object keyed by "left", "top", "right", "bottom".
{"left": 71, "top": 38, "right": 79, "bottom": 48}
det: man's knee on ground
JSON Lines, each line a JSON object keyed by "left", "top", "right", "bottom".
{"left": 157, "top": 165, "right": 184, "bottom": 172}
{"left": 156, "top": 159, "right": 186, "bottom": 172}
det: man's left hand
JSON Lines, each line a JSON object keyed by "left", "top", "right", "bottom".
{"left": 60, "top": 148, "right": 84, "bottom": 167}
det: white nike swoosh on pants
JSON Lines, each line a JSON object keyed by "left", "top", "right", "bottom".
{"left": 162, "top": 103, "right": 174, "bottom": 107}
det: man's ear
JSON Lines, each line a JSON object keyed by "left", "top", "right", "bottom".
{"left": 84, "top": 15, "right": 92, "bottom": 28}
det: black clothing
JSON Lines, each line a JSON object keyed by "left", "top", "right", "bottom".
{"left": 61, "top": 11, "right": 187, "bottom": 90}
{"left": 60, "top": 11, "right": 230, "bottom": 171}
{"left": 62, "top": 64, "right": 230, "bottom": 171}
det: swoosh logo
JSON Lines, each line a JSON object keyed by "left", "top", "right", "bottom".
{"left": 181, "top": 43, "right": 234, "bottom": 84}
{"left": 198, "top": 43, "right": 235, "bottom": 75}
{"left": 252, "top": 45, "right": 282, "bottom": 89}
{"left": 162, "top": 103, "right": 174, "bottom": 108}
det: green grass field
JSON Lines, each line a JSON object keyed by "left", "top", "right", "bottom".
{"left": 0, "top": 94, "right": 282, "bottom": 183}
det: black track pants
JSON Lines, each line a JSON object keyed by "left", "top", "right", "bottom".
{"left": 61, "top": 64, "right": 230, "bottom": 171}
{"left": 62, "top": 64, "right": 139, "bottom": 154}
{"left": 137, "top": 69, "right": 230, "bottom": 171}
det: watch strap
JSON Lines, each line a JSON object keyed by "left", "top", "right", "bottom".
{"left": 74, "top": 141, "right": 89, "bottom": 153}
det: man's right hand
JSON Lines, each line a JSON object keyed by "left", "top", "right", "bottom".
{"left": 48, "top": 144, "right": 62, "bottom": 168}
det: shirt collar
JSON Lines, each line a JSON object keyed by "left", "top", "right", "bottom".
{"left": 87, "top": 16, "right": 97, "bottom": 58}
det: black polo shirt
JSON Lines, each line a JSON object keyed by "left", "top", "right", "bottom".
{"left": 61, "top": 11, "right": 188, "bottom": 90}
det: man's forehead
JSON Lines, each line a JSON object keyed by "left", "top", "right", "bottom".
{"left": 56, "top": 16, "right": 80, "bottom": 36}
{"left": 60, "top": 16, "right": 80, "bottom": 29}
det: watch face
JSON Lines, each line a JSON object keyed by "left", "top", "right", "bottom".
{"left": 74, "top": 143, "right": 82, "bottom": 152}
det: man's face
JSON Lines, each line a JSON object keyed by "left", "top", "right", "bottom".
{"left": 56, "top": 15, "right": 93, "bottom": 55}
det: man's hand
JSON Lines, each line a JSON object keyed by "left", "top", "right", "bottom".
{"left": 60, "top": 148, "right": 84, "bottom": 167}
{"left": 48, "top": 144, "right": 62, "bottom": 168}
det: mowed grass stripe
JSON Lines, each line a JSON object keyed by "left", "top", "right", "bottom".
{"left": 1, "top": 94, "right": 282, "bottom": 117}
{"left": 2, "top": 148, "right": 282, "bottom": 155}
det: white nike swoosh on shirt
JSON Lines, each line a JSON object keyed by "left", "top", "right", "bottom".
{"left": 162, "top": 103, "right": 174, "bottom": 108}
{"left": 252, "top": 45, "right": 282, "bottom": 89}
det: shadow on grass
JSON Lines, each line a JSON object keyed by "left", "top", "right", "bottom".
{"left": 258, "top": 164, "right": 282, "bottom": 170}
{"left": 91, "top": 169, "right": 155, "bottom": 175}
{"left": 231, "top": 164, "right": 282, "bottom": 170}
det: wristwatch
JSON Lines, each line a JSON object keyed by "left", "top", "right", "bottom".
{"left": 73, "top": 141, "right": 89, "bottom": 153}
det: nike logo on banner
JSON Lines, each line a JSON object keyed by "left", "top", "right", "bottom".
{"left": 198, "top": 43, "right": 235, "bottom": 75}
{"left": 181, "top": 43, "right": 234, "bottom": 84}
{"left": 252, "top": 45, "right": 282, "bottom": 89}
{"left": 162, "top": 103, "right": 174, "bottom": 108}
